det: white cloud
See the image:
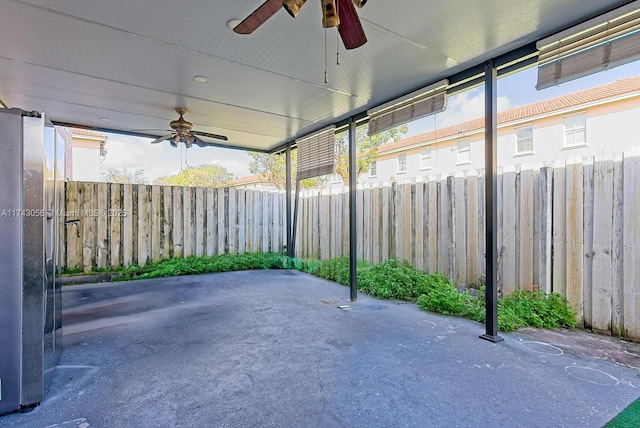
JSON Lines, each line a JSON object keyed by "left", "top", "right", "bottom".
{"left": 210, "top": 158, "right": 250, "bottom": 177}
{"left": 436, "top": 88, "right": 512, "bottom": 129}
{"left": 406, "top": 88, "right": 513, "bottom": 136}
{"left": 100, "top": 134, "right": 251, "bottom": 182}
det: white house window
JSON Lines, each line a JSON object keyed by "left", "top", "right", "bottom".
{"left": 515, "top": 125, "right": 534, "bottom": 155}
{"left": 564, "top": 113, "right": 586, "bottom": 148}
{"left": 457, "top": 139, "right": 470, "bottom": 164}
{"left": 398, "top": 154, "right": 407, "bottom": 173}
{"left": 420, "top": 148, "right": 432, "bottom": 170}
{"left": 369, "top": 160, "right": 377, "bottom": 177}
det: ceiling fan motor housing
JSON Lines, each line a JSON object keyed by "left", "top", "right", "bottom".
{"left": 283, "top": 0, "right": 307, "bottom": 17}
{"left": 170, "top": 116, "right": 194, "bottom": 137}
{"left": 322, "top": 0, "right": 340, "bottom": 28}
{"left": 353, "top": 0, "right": 367, "bottom": 8}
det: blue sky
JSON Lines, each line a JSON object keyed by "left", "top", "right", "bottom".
{"left": 406, "top": 61, "right": 640, "bottom": 136}
{"left": 100, "top": 61, "right": 640, "bottom": 183}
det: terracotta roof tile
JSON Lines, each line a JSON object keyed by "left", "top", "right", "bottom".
{"left": 379, "top": 76, "right": 640, "bottom": 153}
{"left": 229, "top": 174, "right": 272, "bottom": 185}
{"left": 71, "top": 128, "right": 108, "bottom": 139}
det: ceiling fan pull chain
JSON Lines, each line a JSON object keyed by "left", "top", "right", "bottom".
{"left": 324, "top": 27, "right": 329, "bottom": 83}
{"left": 336, "top": 30, "right": 340, "bottom": 65}
{"left": 336, "top": 0, "right": 340, "bottom": 65}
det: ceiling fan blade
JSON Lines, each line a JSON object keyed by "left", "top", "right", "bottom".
{"left": 150, "top": 133, "right": 175, "bottom": 144}
{"left": 191, "top": 135, "right": 211, "bottom": 148}
{"left": 192, "top": 130, "right": 229, "bottom": 141}
{"left": 233, "top": 0, "right": 283, "bottom": 34}
{"left": 337, "top": 0, "right": 367, "bottom": 49}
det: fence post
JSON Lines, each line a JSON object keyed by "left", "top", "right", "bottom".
{"left": 151, "top": 185, "right": 162, "bottom": 261}
{"left": 623, "top": 148, "right": 640, "bottom": 338}
{"left": 611, "top": 153, "right": 624, "bottom": 336}
{"left": 438, "top": 175, "right": 455, "bottom": 280}
{"left": 81, "top": 182, "right": 96, "bottom": 272}
{"left": 518, "top": 166, "right": 535, "bottom": 291}
{"left": 454, "top": 172, "right": 466, "bottom": 286}
{"left": 552, "top": 160, "right": 566, "bottom": 296}
{"left": 583, "top": 157, "right": 595, "bottom": 329}
{"left": 172, "top": 186, "right": 183, "bottom": 258}
{"left": 161, "top": 185, "right": 172, "bottom": 260}
{"left": 566, "top": 158, "right": 584, "bottom": 324}
{"left": 538, "top": 164, "right": 552, "bottom": 294}
{"left": 591, "top": 153, "right": 614, "bottom": 332}
{"left": 413, "top": 179, "right": 424, "bottom": 271}
{"left": 96, "top": 182, "right": 109, "bottom": 269}
{"left": 427, "top": 175, "right": 439, "bottom": 274}
{"left": 123, "top": 184, "right": 134, "bottom": 265}
{"left": 466, "top": 170, "right": 479, "bottom": 287}
{"left": 110, "top": 183, "right": 123, "bottom": 269}
{"left": 502, "top": 166, "right": 517, "bottom": 295}
{"left": 183, "top": 187, "right": 194, "bottom": 257}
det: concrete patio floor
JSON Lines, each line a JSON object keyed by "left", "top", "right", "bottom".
{"left": 1, "top": 270, "right": 639, "bottom": 427}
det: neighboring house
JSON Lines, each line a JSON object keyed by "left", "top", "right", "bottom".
{"left": 70, "top": 128, "right": 108, "bottom": 181}
{"left": 366, "top": 76, "right": 640, "bottom": 182}
{"left": 227, "top": 174, "right": 278, "bottom": 190}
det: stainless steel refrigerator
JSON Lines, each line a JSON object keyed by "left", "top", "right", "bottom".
{"left": 0, "top": 108, "right": 65, "bottom": 414}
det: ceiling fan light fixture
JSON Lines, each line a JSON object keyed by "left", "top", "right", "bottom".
{"left": 149, "top": 108, "right": 228, "bottom": 147}
{"left": 185, "top": 135, "right": 195, "bottom": 148}
{"left": 321, "top": 0, "right": 339, "bottom": 28}
{"left": 227, "top": 19, "right": 242, "bottom": 31}
{"left": 352, "top": 0, "right": 367, "bottom": 8}
{"left": 283, "top": 0, "right": 306, "bottom": 18}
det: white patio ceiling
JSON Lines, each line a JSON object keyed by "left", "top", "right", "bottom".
{"left": 0, "top": 0, "right": 631, "bottom": 152}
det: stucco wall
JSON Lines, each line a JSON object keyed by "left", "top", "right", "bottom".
{"left": 365, "top": 95, "right": 640, "bottom": 183}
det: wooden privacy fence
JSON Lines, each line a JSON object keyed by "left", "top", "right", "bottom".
{"left": 294, "top": 149, "right": 640, "bottom": 339}
{"left": 65, "top": 183, "right": 286, "bottom": 271}
{"left": 65, "top": 149, "right": 640, "bottom": 339}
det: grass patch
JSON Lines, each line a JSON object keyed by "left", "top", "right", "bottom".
{"left": 300, "top": 256, "right": 576, "bottom": 333}
{"left": 64, "top": 253, "right": 577, "bottom": 333}
{"left": 497, "top": 290, "right": 577, "bottom": 331}
{"left": 62, "top": 266, "right": 85, "bottom": 275}
{"left": 117, "top": 252, "right": 289, "bottom": 280}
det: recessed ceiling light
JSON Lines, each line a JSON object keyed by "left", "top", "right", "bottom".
{"left": 100, "top": 117, "right": 113, "bottom": 122}
{"left": 193, "top": 76, "right": 209, "bottom": 83}
{"left": 227, "top": 19, "right": 242, "bottom": 31}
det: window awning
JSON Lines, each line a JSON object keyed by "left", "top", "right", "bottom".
{"left": 296, "top": 126, "right": 336, "bottom": 180}
{"left": 367, "top": 79, "right": 448, "bottom": 135}
{"left": 536, "top": 1, "right": 640, "bottom": 90}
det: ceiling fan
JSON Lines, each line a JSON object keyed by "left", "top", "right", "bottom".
{"left": 149, "top": 108, "right": 228, "bottom": 148}
{"left": 233, "top": 0, "right": 368, "bottom": 50}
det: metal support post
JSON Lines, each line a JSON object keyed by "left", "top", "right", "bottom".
{"left": 348, "top": 118, "right": 357, "bottom": 301}
{"left": 285, "top": 145, "right": 293, "bottom": 257}
{"left": 291, "top": 179, "right": 301, "bottom": 257}
{"left": 480, "top": 59, "right": 503, "bottom": 343}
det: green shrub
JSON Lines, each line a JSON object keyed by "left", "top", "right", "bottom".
{"left": 117, "top": 252, "right": 289, "bottom": 280}
{"left": 358, "top": 259, "right": 432, "bottom": 301}
{"left": 62, "top": 266, "right": 84, "bottom": 275}
{"left": 67, "top": 252, "right": 578, "bottom": 334}
{"left": 417, "top": 286, "right": 465, "bottom": 316}
{"left": 497, "top": 290, "right": 577, "bottom": 332}
{"left": 300, "top": 257, "right": 577, "bottom": 333}
{"left": 312, "top": 257, "right": 353, "bottom": 285}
